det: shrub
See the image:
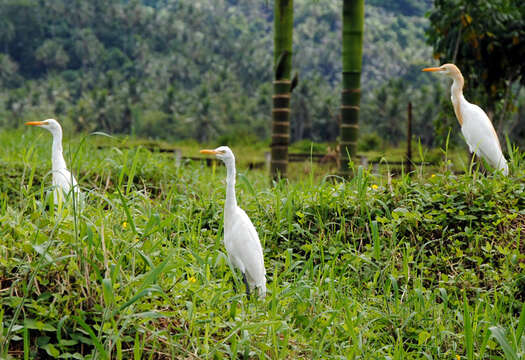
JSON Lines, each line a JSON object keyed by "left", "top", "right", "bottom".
{"left": 358, "top": 132, "right": 383, "bottom": 151}
{"left": 290, "top": 140, "right": 327, "bottom": 153}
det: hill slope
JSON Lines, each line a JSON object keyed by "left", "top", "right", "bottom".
{"left": 0, "top": 0, "right": 437, "bottom": 144}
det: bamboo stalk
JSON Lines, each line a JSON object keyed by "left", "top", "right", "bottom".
{"left": 339, "top": 0, "right": 365, "bottom": 177}
{"left": 271, "top": 0, "right": 294, "bottom": 180}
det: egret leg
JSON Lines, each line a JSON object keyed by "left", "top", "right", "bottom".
{"left": 231, "top": 276, "right": 237, "bottom": 293}
{"left": 242, "top": 273, "right": 251, "bottom": 299}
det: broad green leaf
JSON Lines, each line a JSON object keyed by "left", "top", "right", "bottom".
{"left": 42, "top": 343, "right": 60, "bottom": 358}
{"left": 24, "top": 319, "right": 56, "bottom": 332}
{"left": 102, "top": 278, "right": 114, "bottom": 307}
{"left": 418, "top": 330, "right": 431, "bottom": 346}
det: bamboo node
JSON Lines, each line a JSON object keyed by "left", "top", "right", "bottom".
{"left": 272, "top": 94, "right": 291, "bottom": 99}
{"left": 342, "top": 88, "right": 361, "bottom": 93}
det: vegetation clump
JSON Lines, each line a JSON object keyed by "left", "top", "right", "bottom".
{"left": 0, "top": 132, "right": 523, "bottom": 358}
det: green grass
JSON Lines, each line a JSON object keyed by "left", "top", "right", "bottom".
{"left": 0, "top": 129, "right": 524, "bottom": 359}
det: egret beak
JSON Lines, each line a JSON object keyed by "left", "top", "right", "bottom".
{"left": 25, "top": 121, "right": 46, "bottom": 126}
{"left": 200, "top": 149, "right": 218, "bottom": 155}
{"left": 422, "top": 67, "right": 442, "bottom": 72}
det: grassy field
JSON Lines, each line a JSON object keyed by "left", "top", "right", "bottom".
{"left": 0, "top": 129, "right": 524, "bottom": 359}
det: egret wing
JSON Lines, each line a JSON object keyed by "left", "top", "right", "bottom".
{"left": 461, "top": 103, "right": 506, "bottom": 170}
{"left": 228, "top": 207, "right": 266, "bottom": 285}
{"left": 53, "top": 168, "right": 78, "bottom": 193}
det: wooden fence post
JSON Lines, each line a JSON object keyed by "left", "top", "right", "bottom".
{"left": 264, "top": 151, "right": 271, "bottom": 169}
{"left": 372, "top": 163, "right": 379, "bottom": 175}
{"left": 174, "top": 149, "right": 182, "bottom": 167}
{"left": 360, "top": 155, "right": 368, "bottom": 167}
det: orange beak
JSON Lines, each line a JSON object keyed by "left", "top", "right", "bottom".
{"left": 25, "top": 121, "right": 46, "bottom": 126}
{"left": 422, "top": 67, "right": 442, "bottom": 72}
{"left": 200, "top": 149, "right": 218, "bottom": 155}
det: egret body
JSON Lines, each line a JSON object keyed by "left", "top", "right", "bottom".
{"left": 26, "top": 119, "right": 80, "bottom": 202}
{"left": 200, "top": 146, "right": 266, "bottom": 298}
{"left": 423, "top": 64, "right": 508, "bottom": 175}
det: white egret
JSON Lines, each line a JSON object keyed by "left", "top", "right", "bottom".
{"left": 25, "top": 119, "right": 80, "bottom": 203}
{"left": 423, "top": 64, "right": 508, "bottom": 175}
{"left": 200, "top": 146, "right": 266, "bottom": 298}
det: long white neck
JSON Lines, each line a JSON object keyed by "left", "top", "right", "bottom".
{"left": 224, "top": 159, "right": 237, "bottom": 216}
{"left": 51, "top": 130, "right": 67, "bottom": 171}
{"left": 450, "top": 73, "right": 465, "bottom": 126}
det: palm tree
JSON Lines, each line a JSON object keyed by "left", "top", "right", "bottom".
{"left": 271, "top": 0, "right": 294, "bottom": 180}
{"left": 339, "top": 0, "right": 365, "bottom": 177}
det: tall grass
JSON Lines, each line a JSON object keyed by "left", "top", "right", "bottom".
{"left": 0, "top": 130, "right": 523, "bottom": 358}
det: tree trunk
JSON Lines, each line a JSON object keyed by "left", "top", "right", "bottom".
{"left": 339, "top": 0, "right": 365, "bottom": 177}
{"left": 271, "top": 0, "right": 293, "bottom": 180}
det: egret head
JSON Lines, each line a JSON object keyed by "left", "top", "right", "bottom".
{"left": 422, "top": 63, "right": 463, "bottom": 81}
{"left": 200, "top": 146, "right": 235, "bottom": 163}
{"left": 25, "top": 119, "right": 63, "bottom": 136}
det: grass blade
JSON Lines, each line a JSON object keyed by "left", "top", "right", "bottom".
{"left": 116, "top": 186, "right": 137, "bottom": 235}
{"left": 516, "top": 302, "right": 525, "bottom": 346}
{"left": 490, "top": 326, "right": 518, "bottom": 360}
{"left": 116, "top": 285, "right": 163, "bottom": 314}
{"left": 463, "top": 296, "right": 474, "bottom": 360}
{"left": 138, "top": 258, "right": 170, "bottom": 291}
{"left": 74, "top": 316, "right": 108, "bottom": 360}
{"left": 23, "top": 325, "right": 29, "bottom": 360}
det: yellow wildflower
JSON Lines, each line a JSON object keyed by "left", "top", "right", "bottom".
{"left": 431, "top": 174, "right": 436, "bottom": 178}
{"left": 456, "top": 355, "right": 460, "bottom": 360}
{"left": 122, "top": 221, "right": 128, "bottom": 229}
{"left": 371, "top": 184, "right": 379, "bottom": 190}
{"left": 188, "top": 276, "right": 197, "bottom": 284}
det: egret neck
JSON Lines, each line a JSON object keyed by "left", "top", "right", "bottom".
{"left": 449, "top": 70, "right": 465, "bottom": 126}
{"left": 224, "top": 157, "right": 238, "bottom": 227}
{"left": 51, "top": 128, "right": 67, "bottom": 172}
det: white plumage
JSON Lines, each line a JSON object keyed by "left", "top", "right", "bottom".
{"left": 200, "top": 146, "right": 266, "bottom": 298}
{"left": 26, "top": 119, "right": 80, "bottom": 203}
{"left": 423, "top": 64, "right": 508, "bottom": 175}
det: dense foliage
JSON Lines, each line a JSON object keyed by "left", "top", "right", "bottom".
{"left": 0, "top": 0, "right": 456, "bottom": 148}
{"left": 427, "top": 0, "right": 525, "bottom": 140}
{"left": 1, "top": 0, "right": 524, "bottom": 149}
{"left": 368, "top": 0, "right": 432, "bottom": 16}
{"left": 0, "top": 131, "right": 524, "bottom": 358}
